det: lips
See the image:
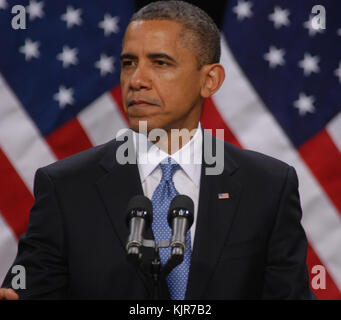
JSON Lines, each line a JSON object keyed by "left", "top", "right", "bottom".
{"left": 128, "top": 99, "right": 155, "bottom": 107}
{"left": 126, "top": 98, "right": 160, "bottom": 119}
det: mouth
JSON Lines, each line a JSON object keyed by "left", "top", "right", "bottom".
{"left": 126, "top": 99, "right": 160, "bottom": 119}
{"left": 128, "top": 100, "right": 157, "bottom": 108}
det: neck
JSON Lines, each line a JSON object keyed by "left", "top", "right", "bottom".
{"left": 153, "top": 123, "right": 200, "bottom": 154}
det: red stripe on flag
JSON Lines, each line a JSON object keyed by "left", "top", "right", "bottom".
{"left": 201, "top": 98, "right": 242, "bottom": 148}
{"left": 298, "top": 129, "right": 341, "bottom": 214}
{"left": 0, "top": 148, "right": 33, "bottom": 239}
{"left": 110, "top": 85, "right": 129, "bottom": 124}
{"left": 307, "top": 244, "right": 341, "bottom": 299}
{"left": 45, "top": 118, "right": 93, "bottom": 160}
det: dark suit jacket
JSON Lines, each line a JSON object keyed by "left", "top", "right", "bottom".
{"left": 2, "top": 130, "right": 314, "bottom": 299}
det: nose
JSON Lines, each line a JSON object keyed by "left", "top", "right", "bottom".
{"left": 129, "top": 64, "right": 151, "bottom": 90}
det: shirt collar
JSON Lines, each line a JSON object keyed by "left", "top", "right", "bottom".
{"left": 133, "top": 123, "right": 202, "bottom": 187}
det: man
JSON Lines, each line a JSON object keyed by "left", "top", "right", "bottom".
{"left": 1, "top": 1, "right": 314, "bottom": 299}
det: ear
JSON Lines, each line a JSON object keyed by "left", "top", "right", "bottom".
{"left": 200, "top": 64, "right": 225, "bottom": 98}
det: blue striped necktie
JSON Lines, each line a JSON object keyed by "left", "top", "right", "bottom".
{"left": 151, "top": 157, "right": 192, "bottom": 300}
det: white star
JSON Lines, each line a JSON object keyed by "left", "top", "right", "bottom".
{"left": 268, "top": 6, "right": 290, "bottom": 29}
{"left": 233, "top": 0, "right": 253, "bottom": 21}
{"left": 264, "top": 46, "right": 285, "bottom": 68}
{"left": 95, "top": 54, "right": 115, "bottom": 76}
{"left": 0, "top": 0, "right": 8, "bottom": 10}
{"left": 54, "top": 86, "right": 74, "bottom": 108}
{"left": 19, "top": 38, "right": 40, "bottom": 61}
{"left": 337, "top": 29, "right": 341, "bottom": 37}
{"left": 294, "top": 93, "right": 315, "bottom": 116}
{"left": 98, "top": 14, "right": 120, "bottom": 36}
{"left": 57, "top": 46, "right": 78, "bottom": 68}
{"left": 298, "top": 53, "right": 320, "bottom": 76}
{"left": 334, "top": 62, "right": 341, "bottom": 83}
{"left": 26, "top": 0, "right": 44, "bottom": 21}
{"left": 303, "top": 18, "right": 324, "bottom": 37}
{"left": 61, "top": 6, "right": 82, "bottom": 28}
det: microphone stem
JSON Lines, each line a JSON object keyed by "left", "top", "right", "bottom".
{"left": 151, "top": 245, "right": 161, "bottom": 300}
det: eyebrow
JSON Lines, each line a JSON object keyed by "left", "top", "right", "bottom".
{"left": 120, "top": 53, "right": 136, "bottom": 61}
{"left": 120, "top": 52, "right": 177, "bottom": 64}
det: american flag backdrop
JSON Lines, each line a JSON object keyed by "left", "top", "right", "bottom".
{"left": 0, "top": 0, "right": 340, "bottom": 300}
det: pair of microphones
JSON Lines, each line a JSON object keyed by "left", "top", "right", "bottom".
{"left": 125, "top": 194, "right": 194, "bottom": 265}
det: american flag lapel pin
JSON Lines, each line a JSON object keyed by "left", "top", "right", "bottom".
{"left": 218, "top": 192, "right": 230, "bottom": 199}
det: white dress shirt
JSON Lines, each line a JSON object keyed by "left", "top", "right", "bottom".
{"left": 133, "top": 123, "right": 203, "bottom": 248}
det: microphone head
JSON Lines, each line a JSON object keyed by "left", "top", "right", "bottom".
{"left": 167, "top": 195, "right": 194, "bottom": 229}
{"left": 126, "top": 195, "right": 153, "bottom": 229}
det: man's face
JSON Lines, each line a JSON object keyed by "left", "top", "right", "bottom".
{"left": 120, "top": 20, "right": 204, "bottom": 133}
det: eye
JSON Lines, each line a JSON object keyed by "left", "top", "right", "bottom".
{"left": 155, "top": 60, "right": 169, "bottom": 66}
{"left": 121, "top": 60, "right": 135, "bottom": 67}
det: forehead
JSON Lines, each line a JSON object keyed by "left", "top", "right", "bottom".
{"left": 122, "top": 20, "right": 187, "bottom": 53}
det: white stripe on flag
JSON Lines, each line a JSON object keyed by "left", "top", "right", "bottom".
{"left": 0, "top": 74, "right": 56, "bottom": 192}
{"left": 0, "top": 212, "right": 18, "bottom": 286}
{"left": 77, "top": 92, "right": 128, "bottom": 146}
{"left": 213, "top": 36, "right": 341, "bottom": 290}
{"left": 327, "top": 111, "right": 341, "bottom": 152}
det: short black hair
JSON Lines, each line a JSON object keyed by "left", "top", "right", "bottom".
{"left": 130, "top": 1, "right": 221, "bottom": 68}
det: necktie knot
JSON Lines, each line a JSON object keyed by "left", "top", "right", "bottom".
{"left": 160, "top": 157, "right": 180, "bottom": 182}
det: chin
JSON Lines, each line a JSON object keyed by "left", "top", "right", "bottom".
{"left": 129, "top": 118, "right": 165, "bottom": 134}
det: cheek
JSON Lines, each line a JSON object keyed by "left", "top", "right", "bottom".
{"left": 157, "top": 74, "right": 200, "bottom": 109}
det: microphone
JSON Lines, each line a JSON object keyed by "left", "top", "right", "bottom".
{"left": 126, "top": 195, "right": 153, "bottom": 263}
{"left": 167, "top": 195, "right": 194, "bottom": 260}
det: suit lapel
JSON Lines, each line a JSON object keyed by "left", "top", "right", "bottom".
{"left": 96, "top": 133, "right": 167, "bottom": 297}
{"left": 96, "top": 165, "right": 143, "bottom": 251}
{"left": 186, "top": 132, "right": 242, "bottom": 299}
{"left": 96, "top": 131, "right": 145, "bottom": 251}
